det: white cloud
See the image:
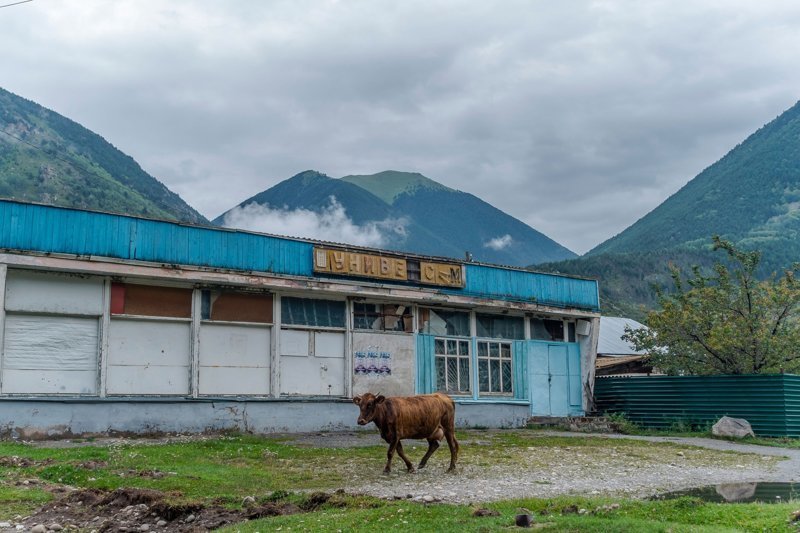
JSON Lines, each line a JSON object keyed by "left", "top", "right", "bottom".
{"left": 484, "top": 234, "right": 513, "bottom": 251}
{"left": 221, "top": 196, "right": 407, "bottom": 248}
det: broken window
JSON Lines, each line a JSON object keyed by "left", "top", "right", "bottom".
{"left": 476, "top": 313, "right": 524, "bottom": 340}
{"left": 353, "top": 302, "right": 413, "bottom": 332}
{"left": 531, "top": 318, "right": 564, "bottom": 341}
{"left": 418, "top": 308, "right": 470, "bottom": 337}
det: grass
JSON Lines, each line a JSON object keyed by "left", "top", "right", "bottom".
{"left": 0, "top": 430, "right": 797, "bottom": 530}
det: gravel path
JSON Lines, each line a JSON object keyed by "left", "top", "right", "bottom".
{"left": 289, "top": 430, "right": 800, "bottom": 504}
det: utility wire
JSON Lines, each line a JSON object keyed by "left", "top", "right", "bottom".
{"left": 0, "top": 0, "right": 34, "bottom": 9}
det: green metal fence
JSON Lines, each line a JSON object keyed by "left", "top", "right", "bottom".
{"left": 594, "top": 374, "right": 800, "bottom": 437}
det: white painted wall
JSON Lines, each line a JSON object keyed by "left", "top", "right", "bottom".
{"left": 198, "top": 323, "right": 270, "bottom": 395}
{"left": 279, "top": 328, "right": 345, "bottom": 396}
{"left": 352, "top": 332, "right": 415, "bottom": 397}
{"left": 5, "top": 270, "right": 103, "bottom": 315}
{"left": 106, "top": 318, "right": 191, "bottom": 395}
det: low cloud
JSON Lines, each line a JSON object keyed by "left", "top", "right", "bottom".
{"left": 221, "top": 196, "right": 408, "bottom": 248}
{"left": 484, "top": 234, "right": 513, "bottom": 250}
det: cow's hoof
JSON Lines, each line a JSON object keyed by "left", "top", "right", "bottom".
{"left": 383, "top": 469, "right": 391, "bottom": 475}
{"left": 407, "top": 467, "right": 416, "bottom": 474}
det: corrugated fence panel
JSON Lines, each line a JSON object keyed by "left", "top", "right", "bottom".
{"left": 595, "top": 374, "right": 800, "bottom": 437}
{"left": 0, "top": 201, "right": 314, "bottom": 277}
{"left": 451, "top": 264, "right": 599, "bottom": 311}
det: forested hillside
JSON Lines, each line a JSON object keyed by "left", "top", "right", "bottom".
{"left": 0, "top": 87, "right": 206, "bottom": 223}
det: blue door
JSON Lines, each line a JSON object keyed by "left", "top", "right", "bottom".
{"left": 529, "top": 342, "right": 582, "bottom": 417}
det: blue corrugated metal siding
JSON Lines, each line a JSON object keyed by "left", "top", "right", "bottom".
{"left": 0, "top": 201, "right": 314, "bottom": 276}
{"left": 595, "top": 374, "right": 800, "bottom": 437}
{"left": 0, "top": 200, "right": 599, "bottom": 308}
{"left": 450, "top": 264, "right": 599, "bottom": 311}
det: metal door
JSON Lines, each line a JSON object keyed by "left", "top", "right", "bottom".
{"left": 529, "top": 342, "right": 580, "bottom": 417}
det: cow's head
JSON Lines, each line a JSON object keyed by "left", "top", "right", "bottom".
{"left": 353, "top": 392, "right": 385, "bottom": 425}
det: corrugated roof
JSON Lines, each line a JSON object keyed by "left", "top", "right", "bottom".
{"left": 598, "top": 316, "right": 648, "bottom": 356}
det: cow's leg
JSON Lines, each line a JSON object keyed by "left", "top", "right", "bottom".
{"left": 444, "top": 430, "right": 459, "bottom": 472}
{"left": 384, "top": 439, "right": 399, "bottom": 474}
{"left": 395, "top": 441, "right": 416, "bottom": 473}
{"left": 418, "top": 438, "right": 440, "bottom": 469}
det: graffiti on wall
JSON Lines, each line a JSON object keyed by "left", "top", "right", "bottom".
{"left": 354, "top": 346, "right": 392, "bottom": 377}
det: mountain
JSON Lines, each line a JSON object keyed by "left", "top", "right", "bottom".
{"left": 589, "top": 100, "right": 800, "bottom": 265}
{"left": 539, "top": 100, "right": 800, "bottom": 317}
{"left": 216, "top": 170, "right": 577, "bottom": 266}
{"left": 0, "top": 87, "right": 206, "bottom": 224}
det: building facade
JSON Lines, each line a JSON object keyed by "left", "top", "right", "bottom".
{"left": 0, "top": 200, "right": 600, "bottom": 438}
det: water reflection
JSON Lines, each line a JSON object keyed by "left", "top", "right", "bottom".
{"left": 653, "top": 482, "right": 799, "bottom": 503}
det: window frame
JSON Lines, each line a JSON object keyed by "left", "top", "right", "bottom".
{"left": 433, "top": 335, "right": 472, "bottom": 395}
{"left": 476, "top": 339, "right": 514, "bottom": 396}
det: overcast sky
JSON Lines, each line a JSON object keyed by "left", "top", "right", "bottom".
{"left": 3, "top": 0, "right": 800, "bottom": 254}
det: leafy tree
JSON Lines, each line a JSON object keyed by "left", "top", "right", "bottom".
{"left": 623, "top": 236, "right": 800, "bottom": 375}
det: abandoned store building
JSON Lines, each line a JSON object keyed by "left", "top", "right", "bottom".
{"left": 0, "top": 200, "right": 600, "bottom": 437}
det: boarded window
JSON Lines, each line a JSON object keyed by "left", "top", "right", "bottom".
{"left": 531, "top": 318, "right": 564, "bottom": 341}
{"left": 476, "top": 313, "right": 524, "bottom": 340}
{"left": 419, "top": 308, "right": 470, "bottom": 337}
{"left": 2, "top": 314, "right": 99, "bottom": 395}
{"left": 110, "top": 283, "right": 192, "bottom": 319}
{"left": 353, "top": 303, "right": 413, "bottom": 332}
{"left": 281, "top": 297, "right": 345, "bottom": 328}
{"left": 201, "top": 290, "right": 272, "bottom": 323}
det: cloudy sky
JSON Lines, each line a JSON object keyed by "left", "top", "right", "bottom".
{"left": 3, "top": 0, "right": 800, "bottom": 254}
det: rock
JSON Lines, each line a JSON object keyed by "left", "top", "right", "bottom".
{"left": 472, "top": 508, "right": 500, "bottom": 517}
{"left": 790, "top": 509, "right": 800, "bottom": 522}
{"left": 49, "top": 524, "right": 64, "bottom": 531}
{"left": 139, "top": 525, "right": 150, "bottom": 531}
{"left": 31, "top": 526, "right": 47, "bottom": 533}
{"left": 242, "top": 495, "right": 256, "bottom": 507}
{"left": 712, "top": 416, "right": 755, "bottom": 438}
{"left": 0, "top": 523, "right": 11, "bottom": 528}
{"left": 156, "top": 520, "right": 167, "bottom": 527}
{"left": 514, "top": 513, "right": 533, "bottom": 527}
{"left": 185, "top": 514, "right": 196, "bottom": 523}
{"left": 423, "top": 495, "right": 435, "bottom": 503}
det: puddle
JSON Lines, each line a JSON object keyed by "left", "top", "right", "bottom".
{"left": 652, "top": 482, "right": 799, "bottom": 503}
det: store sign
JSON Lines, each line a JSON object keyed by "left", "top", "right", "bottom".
{"left": 313, "top": 247, "right": 465, "bottom": 288}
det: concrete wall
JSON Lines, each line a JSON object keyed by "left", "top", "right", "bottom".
{"left": 0, "top": 399, "right": 530, "bottom": 439}
{"left": 351, "top": 331, "right": 415, "bottom": 397}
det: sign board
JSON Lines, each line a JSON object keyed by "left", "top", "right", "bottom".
{"left": 313, "top": 247, "right": 465, "bottom": 288}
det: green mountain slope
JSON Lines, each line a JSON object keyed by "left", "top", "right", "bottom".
{"left": 217, "top": 170, "right": 576, "bottom": 266}
{"left": 589, "top": 100, "right": 800, "bottom": 260}
{"left": 542, "top": 100, "right": 800, "bottom": 315}
{"left": 0, "top": 87, "right": 206, "bottom": 223}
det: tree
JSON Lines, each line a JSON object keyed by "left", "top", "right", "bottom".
{"left": 622, "top": 236, "right": 800, "bottom": 375}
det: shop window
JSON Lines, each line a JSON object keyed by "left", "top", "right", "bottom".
{"left": 434, "top": 337, "right": 471, "bottom": 394}
{"left": 281, "top": 297, "right": 345, "bottom": 328}
{"left": 110, "top": 283, "right": 191, "bottom": 318}
{"left": 478, "top": 341, "right": 513, "bottom": 394}
{"left": 531, "top": 318, "right": 564, "bottom": 341}
{"left": 419, "top": 308, "right": 470, "bottom": 337}
{"left": 476, "top": 313, "right": 524, "bottom": 340}
{"left": 201, "top": 290, "right": 273, "bottom": 323}
{"left": 353, "top": 302, "right": 413, "bottom": 332}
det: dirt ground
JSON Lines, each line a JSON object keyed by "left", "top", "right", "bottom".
{"left": 4, "top": 430, "right": 800, "bottom": 532}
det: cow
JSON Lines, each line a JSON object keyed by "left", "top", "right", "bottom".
{"left": 353, "top": 392, "right": 459, "bottom": 474}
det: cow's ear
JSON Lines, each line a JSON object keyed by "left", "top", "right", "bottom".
{"left": 353, "top": 396, "right": 362, "bottom": 405}
{"left": 375, "top": 395, "right": 386, "bottom": 404}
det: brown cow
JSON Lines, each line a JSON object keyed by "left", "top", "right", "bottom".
{"left": 353, "top": 392, "right": 459, "bottom": 474}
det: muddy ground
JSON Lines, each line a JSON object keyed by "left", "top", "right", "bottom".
{"left": 3, "top": 430, "right": 800, "bottom": 532}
